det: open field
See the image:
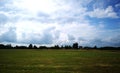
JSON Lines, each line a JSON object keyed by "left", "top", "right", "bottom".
{"left": 0, "top": 49, "right": 120, "bottom": 73}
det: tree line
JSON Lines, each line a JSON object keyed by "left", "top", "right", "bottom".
{"left": 0, "top": 43, "right": 120, "bottom": 50}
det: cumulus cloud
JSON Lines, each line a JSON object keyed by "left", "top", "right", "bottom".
{"left": 0, "top": 0, "right": 120, "bottom": 47}
{"left": 0, "top": 27, "right": 16, "bottom": 43}
{"left": 88, "top": 6, "right": 118, "bottom": 18}
{"left": 12, "top": 20, "right": 99, "bottom": 46}
{"left": 115, "top": 3, "right": 120, "bottom": 8}
{"left": 0, "top": 13, "right": 8, "bottom": 25}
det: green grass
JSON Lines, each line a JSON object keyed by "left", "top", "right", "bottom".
{"left": 0, "top": 49, "right": 120, "bottom": 73}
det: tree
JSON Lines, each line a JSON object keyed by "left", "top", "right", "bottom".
{"left": 73, "top": 42, "right": 78, "bottom": 49}
{"left": 93, "top": 45, "right": 97, "bottom": 49}
{"left": 79, "top": 46, "right": 83, "bottom": 49}
{"left": 0, "top": 44, "right": 5, "bottom": 49}
{"left": 33, "top": 45, "right": 38, "bottom": 49}
{"left": 28, "top": 44, "right": 33, "bottom": 49}
{"left": 54, "top": 45, "right": 60, "bottom": 49}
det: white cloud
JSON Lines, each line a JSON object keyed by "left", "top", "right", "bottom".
{"left": 10, "top": 0, "right": 73, "bottom": 15}
{"left": 10, "top": 19, "right": 99, "bottom": 45}
{"left": 115, "top": 3, "right": 120, "bottom": 8}
{"left": 0, "top": 0, "right": 120, "bottom": 47}
{"left": 88, "top": 6, "right": 118, "bottom": 18}
{"left": 1, "top": 0, "right": 88, "bottom": 24}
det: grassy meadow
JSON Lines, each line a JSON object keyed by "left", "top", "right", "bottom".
{"left": 0, "top": 49, "right": 120, "bottom": 73}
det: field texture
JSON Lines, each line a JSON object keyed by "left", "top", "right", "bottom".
{"left": 0, "top": 49, "right": 120, "bottom": 73}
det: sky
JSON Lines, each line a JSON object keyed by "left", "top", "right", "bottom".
{"left": 0, "top": 0, "right": 120, "bottom": 47}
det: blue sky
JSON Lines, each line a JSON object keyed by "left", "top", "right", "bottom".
{"left": 0, "top": 0, "right": 120, "bottom": 47}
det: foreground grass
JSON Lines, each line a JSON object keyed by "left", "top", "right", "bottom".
{"left": 0, "top": 49, "right": 120, "bottom": 73}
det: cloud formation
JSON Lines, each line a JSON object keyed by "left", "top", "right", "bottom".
{"left": 88, "top": 6, "right": 118, "bottom": 18}
{"left": 0, "top": 27, "right": 16, "bottom": 43}
{"left": 0, "top": 0, "right": 120, "bottom": 47}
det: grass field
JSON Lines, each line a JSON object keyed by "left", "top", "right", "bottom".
{"left": 0, "top": 49, "right": 120, "bottom": 73}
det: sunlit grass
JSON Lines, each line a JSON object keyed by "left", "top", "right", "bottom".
{"left": 0, "top": 49, "right": 120, "bottom": 73}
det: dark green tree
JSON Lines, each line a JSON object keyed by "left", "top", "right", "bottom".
{"left": 33, "top": 45, "right": 37, "bottom": 49}
{"left": 73, "top": 42, "right": 78, "bottom": 49}
{"left": 28, "top": 44, "right": 33, "bottom": 49}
